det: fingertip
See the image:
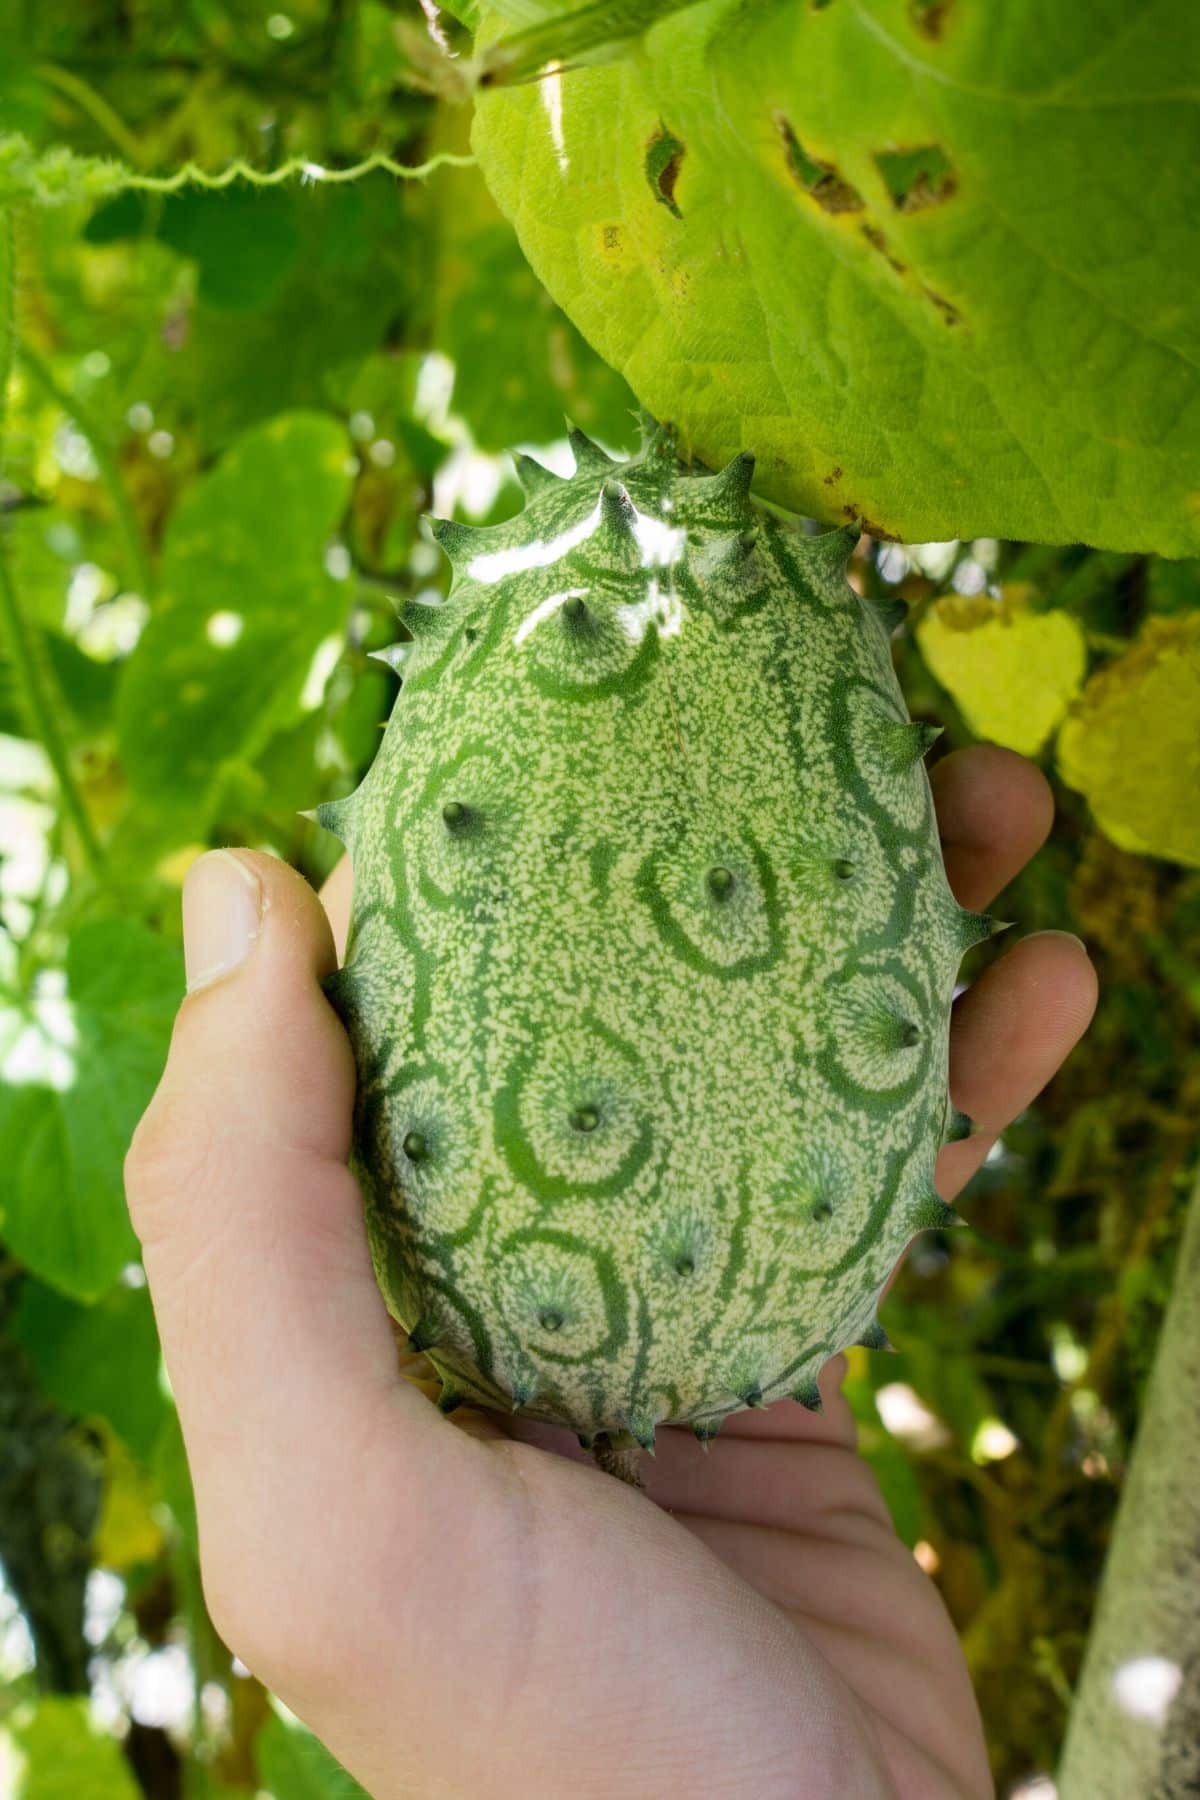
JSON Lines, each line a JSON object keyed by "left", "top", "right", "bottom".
{"left": 948, "top": 927, "right": 1098, "bottom": 1141}
{"left": 931, "top": 746, "right": 1055, "bottom": 910}
{"left": 172, "top": 848, "right": 353, "bottom": 1159}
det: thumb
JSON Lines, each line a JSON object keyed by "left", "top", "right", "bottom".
{"left": 125, "top": 852, "right": 429, "bottom": 1580}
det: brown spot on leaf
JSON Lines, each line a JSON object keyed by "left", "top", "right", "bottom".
{"left": 776, "top": 114, "right": 863, "bottom": 214}
{"left": 824, "top": 467, "right": 843, "bottom": 486}
{"left": 861, "top": 222, "right": 907, "bottom": 274}
{"left": 923, "top": 285, "right": 962, "bottom": 326}
{"left": 646, "top": 127, "right": 685, "bottom": 218}
{"left": 910, "top": 0, "right": 952, "bottom": 39}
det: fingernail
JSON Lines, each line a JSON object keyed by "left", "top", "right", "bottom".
{"left": 1037, "top": 929, "right": 1089, "bottom": 957}
{"left": 182, "top": 851, "right": 263, "bottom": 994}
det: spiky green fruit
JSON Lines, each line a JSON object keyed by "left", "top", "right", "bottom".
{"left": 321, "top": 422, "right": 989, "bottom": 1463}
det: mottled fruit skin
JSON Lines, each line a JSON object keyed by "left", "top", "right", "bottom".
{"left": 321, "top": 422, "right": 992, "bottom": 1460}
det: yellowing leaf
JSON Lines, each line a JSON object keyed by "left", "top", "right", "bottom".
{"left": 1057, "top": 616, "right": 1200, "bottom": 868}
{"left": 95, "top": 1429, "right": 165, "bottom": 1571}
{"left": 916, "top": 593, "right": 1086, "bottom": 755}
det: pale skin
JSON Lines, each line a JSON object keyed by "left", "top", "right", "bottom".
{"left": 126, "top": 745, "right": 1097, "bottom": 1800}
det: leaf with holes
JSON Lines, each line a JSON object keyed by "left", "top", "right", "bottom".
{"left": 472, "top": 0, "right": 1200, "bottom": 552}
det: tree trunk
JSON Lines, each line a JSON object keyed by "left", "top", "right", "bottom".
{"left": 1058, "top": 1169, "right": 1200, "bottom": 1798}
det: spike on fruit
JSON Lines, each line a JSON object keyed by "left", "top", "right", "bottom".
{"left": 944, "top": 1104, "right": 973, "bottom": 1143}
{"left": 865, "top": 594, "right": 908, "bottom": 635}
{"left": 792, "top": 1378, "right": 824, "bottom": 1413}
{"left": 883, "top": 719, "right": 943, "bottom": 769}
{"left": 856, "top": 1319, "right": 895, "bottom": 1353}
{"left": 405, "top": 1318, "right": 435, "bottom": 1355}
{"left": 314, "top": 797, "right": 354, "bottom": 841}
{"left": 910, "top": 1193, "right": 964, "bottom": 1234}
{"left": 567, "top": 425, "right": 613, "bottom": 473}
{"left": 957, "top": 910, "right": 1011, "bottom": 950}
{"left": 513, "top": 451, "right": 561, "bottom": 496}
{"left": 368, "top": 643, "right": 412, "bottom": 673}
{"left": 429, "top": 517, "right": 477, "bottom": 566}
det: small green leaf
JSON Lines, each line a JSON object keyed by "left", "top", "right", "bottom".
{"left": 0, "top": 920, "right": 181, "bottom": 1300}
{"left": 6, "top": 1697, "right": 140, "bottom": 1800}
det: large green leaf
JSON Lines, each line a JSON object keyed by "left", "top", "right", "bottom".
{"left": 0, "top": 920, "right": 181, "bottom": 1301}
{"left": 116, "top": 411, "right": 354, "bottom": 824}
{"left": 6, "top": 1698, "right": 141, "bottom": 1800}
{"left": 473, "top": 0, "right": 1200, "bottom": 552}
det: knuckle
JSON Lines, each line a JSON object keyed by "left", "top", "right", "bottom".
{"left": 124, "top": 1087, "right": 221, "bottom": 1247}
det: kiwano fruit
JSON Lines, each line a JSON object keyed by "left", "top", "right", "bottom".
{"left": 320, "top": 420, "right": 993, "bottom": 1475}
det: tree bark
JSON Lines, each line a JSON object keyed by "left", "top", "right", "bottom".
{"left": 1058, "top": 1168, "right": 1200, "bottom": 1798}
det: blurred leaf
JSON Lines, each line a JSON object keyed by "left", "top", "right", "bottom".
{"left": 916, "top": 593, "right": 1087, "bottom": 755}
{"left": 6, "top": 1697, "right": 140, "bottom": 1798}
{"left": 157, "top": 187, "right": 301, "bottom": 312}
{"left": 1147, "top": 555, "right": 1200, "bottom": 617}
{"left": 0, "top": 135, "right": 130, "bottom": 209}
{"left": 94, "top": 1426, "right": 164, "bottom": 1571}
{"left": 844, "top": 1360, "right": 924, "bottom": 1547}
{"left": 181, "top": 180, "right": 424, "bottom": 451}
{"left": 0, "top": 631, "right": 119, "bottom": 741}
{"left": 117, "top": 411, "right": 354, "bottom": 827}
{"left": 13, "top": 1280, "right": 164, "bottom": 1460}
{"left": 432, "top": 112, "right": 637, "bottom": 452}
{"left": 255, "top": 1710, "right": 370, "bottom": 1800}
{"left": 0, "top": 921, "right": 181, "bottom": 1301}
{"left": 1057, "top": 614, "right": 1200, "bottom": 867}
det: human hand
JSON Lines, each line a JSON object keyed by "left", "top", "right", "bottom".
{"left": 126, "top": 745, "right": 1096, "bottom": 1800}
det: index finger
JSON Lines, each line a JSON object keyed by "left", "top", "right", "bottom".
{"left": 931, "top": 745, "right": 1055, "bottom": 911}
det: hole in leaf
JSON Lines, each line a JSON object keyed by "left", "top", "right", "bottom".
{"left": 875, "top": 145, "right": 956, "bottom": 211}
{"left": 646, "top": 126, "right": 686, "bottom": 218}
{"left": 775, "top": 115, "right": 863, "bottom": 214}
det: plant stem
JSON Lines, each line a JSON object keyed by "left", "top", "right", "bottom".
{"left": 34, "top": 62, "right": 148, "bottom": 166}
{"left": 0, "top": 216, "right": 107, "bottom": 880}
{"left": 1057, "top": 1168, "right": 1200, "bottom": 1796}
{"left": 17, "top": 340, "right": 156, "bottom": 601}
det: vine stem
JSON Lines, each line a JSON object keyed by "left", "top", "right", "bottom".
{"left": 0, "top": 548, "right": 107, "bottom": 879}
{"left": 119, "top": 148, "right": 476, "bottom": 193}
{"left": 0, "top": 212, "right": 107, "bottom": 880}
{"left": 17, "top": 340, "right": 155, "bottom": 601}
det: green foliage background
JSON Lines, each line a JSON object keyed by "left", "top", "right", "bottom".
{"left": 0, "top": 4, "right": 1197, "bottom": 1797}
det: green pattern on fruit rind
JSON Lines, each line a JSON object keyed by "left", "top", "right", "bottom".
{"left": 325, "top": 425, "right": 984, "bottom": 1441}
